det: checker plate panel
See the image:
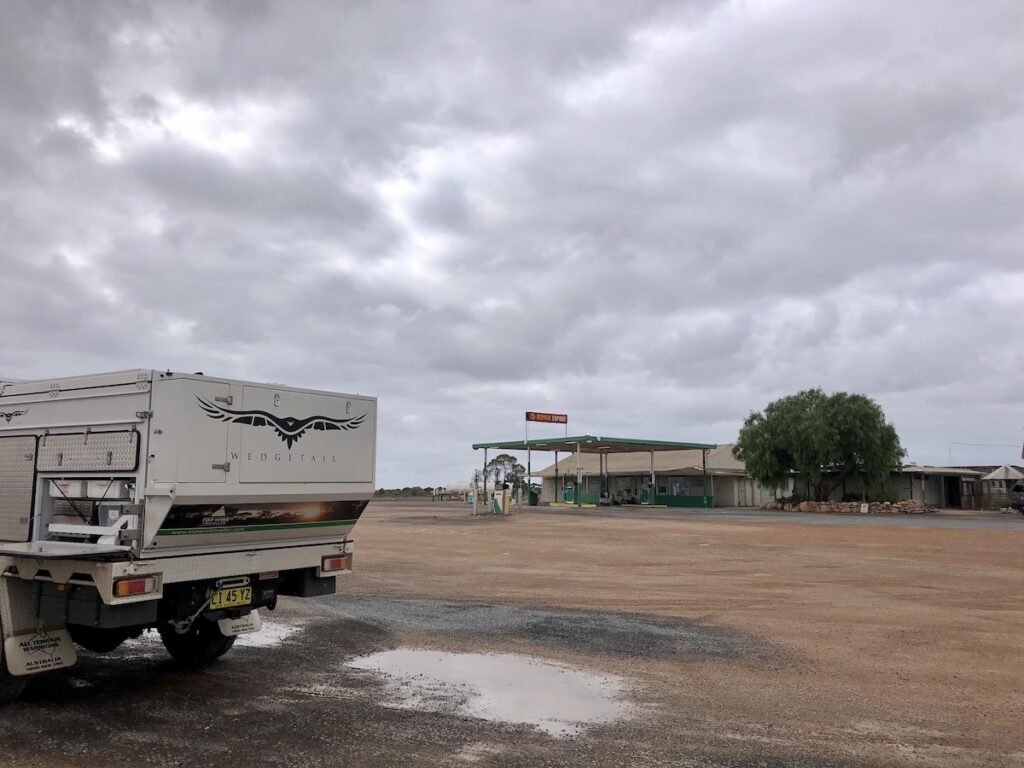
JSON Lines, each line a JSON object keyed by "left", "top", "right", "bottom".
{"left": 36, "top": 431, "right": 139, "bottom": 473}
{"left": 0, "top": 436, "right": 36, "bottom": 542}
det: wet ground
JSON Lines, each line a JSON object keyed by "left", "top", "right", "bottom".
{"left": 1, "top": 503, "right": 1021, "bottom": 767}
{"left": 346, "top": 648, "right": 630, "bottom": 737}
{"left": 0, "top": 597, "right": 807, "bottom": 768}
{"left": 321, "top": 596, "right": 778, "bottom": 660}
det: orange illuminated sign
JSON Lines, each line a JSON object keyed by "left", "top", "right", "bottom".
{"left": 525, "top": 411, "right": 568, "bottom": 424}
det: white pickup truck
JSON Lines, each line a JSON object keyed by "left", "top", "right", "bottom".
{"left": 0, "top": 370, "right": 376, "bottom": 702}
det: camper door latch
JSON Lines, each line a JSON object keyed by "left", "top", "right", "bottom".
{"left": 214, "top": 395, "right": 234, "bottom": 406}
{"left": 211, "top": 462, "right": 231, "bottom": 472}
{"left": 136, "top": 410, "right": 153, "bottom": 419}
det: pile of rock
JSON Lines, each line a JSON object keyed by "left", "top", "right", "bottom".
{"left": 763, "top": 499, "right": 928, "bottom": 514}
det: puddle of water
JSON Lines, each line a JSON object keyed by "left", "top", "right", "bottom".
{"left": 233, "top": 619, "right": 303, "bottom": 648}
{"left": 112, "top": 618, "right": 302, "bottom": 657}
{"left": 347, "top": 649, "right": 631, "bottom": 737}
{"left": 117, "top": 630, "right": 163, "bottom": 660}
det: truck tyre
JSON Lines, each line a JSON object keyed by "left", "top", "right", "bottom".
{"left": 158, "top": 619, "right": 236, "bottom": 666}
{"left": 68, "top": 626, "right": 132, "bottom": 654}
{"left": 0, "top": 637, "right": 28, "bottom": 705}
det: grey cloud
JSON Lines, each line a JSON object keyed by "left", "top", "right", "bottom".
{"left": 2, "top": 0, "right": 1023, "bottom": 486}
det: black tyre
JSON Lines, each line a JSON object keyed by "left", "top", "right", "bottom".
{"left": 158, "top": 619, "right": 235, "bottom": 666}
{"left": 68, "top": 626, "right": 132, "bottom": 654}
{"left": 0, "top": 635, "right": 27, "bottom": 705}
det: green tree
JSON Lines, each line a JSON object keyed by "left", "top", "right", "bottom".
{"left": 485, "top": 453, "right": 526, "bottom": 487}
{"left": 733, "top": 389, "right": 905, "bottom": 501}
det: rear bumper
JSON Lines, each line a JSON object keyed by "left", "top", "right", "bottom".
{"left": 0, "top": 541, "right": 351, "bottom": 606}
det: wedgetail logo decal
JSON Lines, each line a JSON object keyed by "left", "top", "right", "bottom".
{"left": 0, "top": 408, "right": 29, "bottom": 424}
{"left": 196, "top": 397, "right": 366, "bottom": 449}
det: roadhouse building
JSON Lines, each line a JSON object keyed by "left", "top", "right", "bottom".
{"left": 536, "top": 444, "right": 776, "bottom": 507}
{"left": 535, "top": 449, "right": 988, "bottom": 509}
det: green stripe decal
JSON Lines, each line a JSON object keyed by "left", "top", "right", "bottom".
{"left": 156, "top": 519, "right": 360, "bottom": 536}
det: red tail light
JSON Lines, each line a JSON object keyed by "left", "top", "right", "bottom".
{"left": 321, "top": 555, "right": 350, "bottom": 573}
{"left": 113, "top": 576, "right": 158, "bottom": 597}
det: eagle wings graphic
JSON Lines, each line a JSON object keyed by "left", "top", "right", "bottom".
{"left": 0, "top": 408, "right": 29, "bottom": 424}
{"left": 196, "top": 397, "right": 366, "bottom": 448}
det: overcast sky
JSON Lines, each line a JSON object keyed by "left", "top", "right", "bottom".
{"left": 2, "top": 1, "right": 1023, "bottom": 486}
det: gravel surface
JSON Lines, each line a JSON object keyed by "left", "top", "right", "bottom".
{"left": 1, "top": 502, "right": 1020, "bottom": 767}
{"left": 0, "top": 597, "right": 837, "bottom": 768}
{"left": 315, "top": 596, "right": 779, "bottom": 660}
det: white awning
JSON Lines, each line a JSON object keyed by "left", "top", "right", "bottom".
{"left": 981, "top": 465, "right": 1024, "bottom": 481}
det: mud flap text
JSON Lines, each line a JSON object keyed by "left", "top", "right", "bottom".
{"left": 4, "top": 630, "right": 77, "bottom": 676}
{"left": 218, "top": 610, "right": 262, "bottom": 637}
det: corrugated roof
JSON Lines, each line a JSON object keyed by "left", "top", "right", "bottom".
{"left": 900, "top": 465, "right": 984, "bottom": 477}
{"left": 950, "top": 464, "right": 1024, "bottom": 475}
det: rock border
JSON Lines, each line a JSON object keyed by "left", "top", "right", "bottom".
{"left": 763, "top": 499, "right": 929, "bottom": 514}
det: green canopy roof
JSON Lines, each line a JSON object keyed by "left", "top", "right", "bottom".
{"left": 472, "top": 435, "right": 717, "bottom": 453}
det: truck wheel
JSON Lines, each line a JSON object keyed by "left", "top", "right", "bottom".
{"left": 158, "top": 619, "right": 236, "bottom": 666}
{"left": 0, "top": 640, "right": 28, "bottom": 705}
{"left": 68, "top": 626, "right": 132, "bottom": 654}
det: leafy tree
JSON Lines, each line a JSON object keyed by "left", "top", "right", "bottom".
{"left": 733, "top": 389, "right": 905, "bottom": 501}
{"left": 485, "top": 453, "right": 526, "bottom": 487}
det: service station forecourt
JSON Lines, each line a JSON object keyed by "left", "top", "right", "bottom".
{"left": 474, "top": 416, "right": 718, "bottom": 510}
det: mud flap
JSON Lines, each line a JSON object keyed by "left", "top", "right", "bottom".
{"left": 217, "top": 610, "right": 262, "bottom": 637}
{"left": 4, "top": 629, "right": 77, "bottom": 676}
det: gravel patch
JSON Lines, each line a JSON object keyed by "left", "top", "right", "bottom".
{"left": 313, "top": 596, "right": 779, "bottom": 661}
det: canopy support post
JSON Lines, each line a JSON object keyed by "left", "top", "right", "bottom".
{"left": 576, "top": 443, "right": 582, "bottom": 508}
{"left": 527, "top": 444, "right": 532, "bottom": 508}
{"left": 703, "top": 448, "right": 709, "bottom": 507}
{"left": 650, "top": 450, "right": 655, "bottom": 505}
{"left": 472, "top": 455, "right": 479, "bottom": 516}
{"left": 482, "top": 447, "right": 488, "bottom": 515}
{"left": 602, "top": 452, "right": 607, "bottom": 504}
{"left": 554, "top": 450, "right": 559, "bottom": 504}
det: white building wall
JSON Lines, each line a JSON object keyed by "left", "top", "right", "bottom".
{"left": 716, "top": 477, "right": 737, "bottom": 506}
{"left": 541, "top": 477, "right": 556, "bottom": 503}
{"left": 731, "top": 477, "right": 783, "bottom": 507}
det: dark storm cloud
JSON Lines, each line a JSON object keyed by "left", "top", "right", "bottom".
{"left": 2, "top": 0, "right": 1023, "bottom": 484}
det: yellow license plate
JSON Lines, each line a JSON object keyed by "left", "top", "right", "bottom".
{"left": 210, "top": 586, "right": 252, "bottom": 610}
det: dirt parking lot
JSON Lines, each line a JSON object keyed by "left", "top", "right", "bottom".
{"left": 1, "top": 502, "right": 1021, "bottom": 768}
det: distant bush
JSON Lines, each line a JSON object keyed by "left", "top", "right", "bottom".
{"left": 373, "top": 487, "right": 435, "bottom": 498}
{"left": 869, "top": 487, "right": 903, "bottom": 504}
